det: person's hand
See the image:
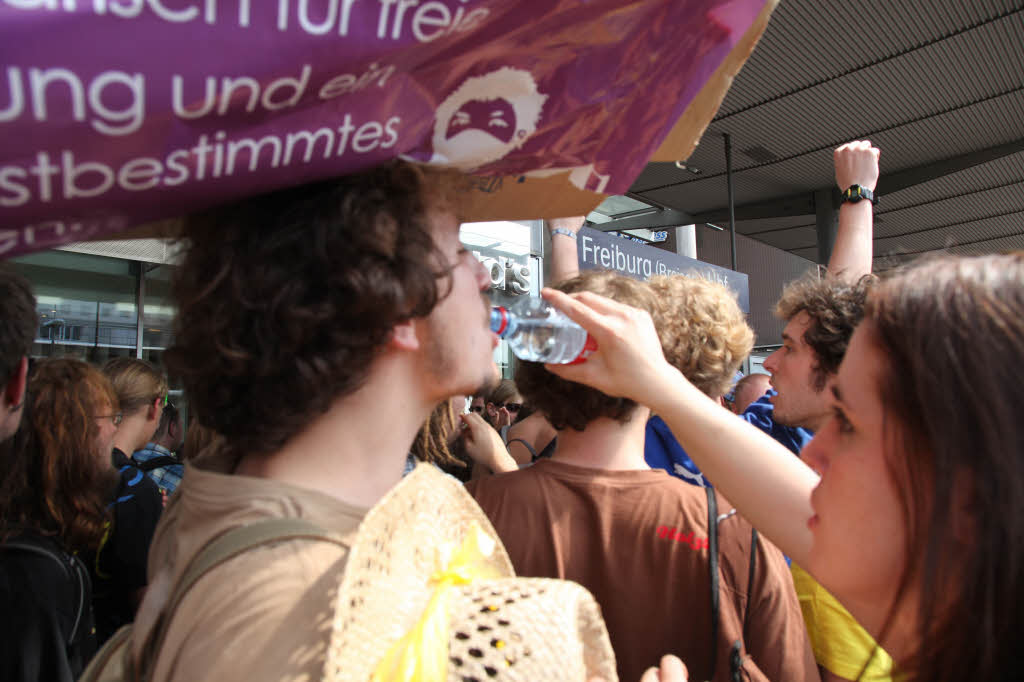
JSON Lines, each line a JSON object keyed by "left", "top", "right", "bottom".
{"left": 834, "top": 140, "right": 880, "bottom": 192}
{"left": 547, "top": 216, "right": 585, "bottom": 236}
{"left": 460, "top": 412, "right": 517, "bottom": 473}
{"left": 640, "top": 655, "right": 688, "bottom": 682}
{"left": 540, "top": 288, "right": 674, "bottom": 405}
{"left": 492, "top": 406, "right": 515, "bottom": 430}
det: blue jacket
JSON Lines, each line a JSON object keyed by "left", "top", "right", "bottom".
{"left": 644, "top": 390, "right": 812, "bottom": 487}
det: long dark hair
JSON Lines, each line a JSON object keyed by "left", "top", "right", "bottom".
{"left": 866, "top": 253, "right": 1024, "bottom": 681}
{"left": 0, "top": 359, "right": 116, "bottom": 553}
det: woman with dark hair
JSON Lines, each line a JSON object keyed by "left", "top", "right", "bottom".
{"left": 0, "top": 359, "right": 119, "bottom": 681}
{"left": 542, "top": 252, "right": 1024, "bottom": 682}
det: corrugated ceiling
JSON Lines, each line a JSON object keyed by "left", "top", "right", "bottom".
{"left": 629, "top": 0, "right": 1024, "bottom": 269}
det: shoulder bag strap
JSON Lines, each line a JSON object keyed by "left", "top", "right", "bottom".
{"left": 138, "top": 518, "right": 345, "bottom": 681}
{"left": 728, "top": 528, "right": 760, "bottom": 682}
{"left": 705, "top": 486, "right": 720, "bottom": 682}
{"left": 1, "top": 538, "right": 87, "bottom": 649}
{"left": 505, "top": 438, "right": 538, "bottom": 460}
{"left": 743, "top": 529, "right": 758, "bottom": 635}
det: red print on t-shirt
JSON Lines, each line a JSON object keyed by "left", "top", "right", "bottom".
{"left": 656, "top": 525, "right": 709, "bottom": 550}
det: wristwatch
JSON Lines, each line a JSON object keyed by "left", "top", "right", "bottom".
{"left": 841, "top": 185, "right": 878, "bottom": 205}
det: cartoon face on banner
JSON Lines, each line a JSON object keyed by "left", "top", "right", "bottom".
{"left": 430, "top": 67, "right": 547, "bottom": 170}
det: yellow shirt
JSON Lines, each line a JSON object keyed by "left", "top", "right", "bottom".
{"left": 791, "top": 563, "right": 895, "bottom": 681}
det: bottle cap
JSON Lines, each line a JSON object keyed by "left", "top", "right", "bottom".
{"left": 566, "top": 335, "right": 599, "bottom": 365}
{"left": 489, "top": 307, "right": 509, "bottom": 336}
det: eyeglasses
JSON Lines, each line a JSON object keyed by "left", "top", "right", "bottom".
{"left": 469, "top": 405, "right": 485, "bottom": 413}
{"left": 93, "top": 412, "right": 124, "bottom": 427}
{"left": 495, "top": 403, "right": 522, "bottom": 412}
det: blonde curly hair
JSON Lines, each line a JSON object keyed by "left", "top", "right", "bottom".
{"left": 648, "top": 275, "right": 753, "bottom": 399}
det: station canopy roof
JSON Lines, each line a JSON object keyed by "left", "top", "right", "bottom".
{"left": 604, "top": 0, "right": 1024, "bottom": 271}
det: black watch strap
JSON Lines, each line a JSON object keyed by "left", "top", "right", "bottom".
{"left": 842, "top": 185, "right": 878, "bottom": 205}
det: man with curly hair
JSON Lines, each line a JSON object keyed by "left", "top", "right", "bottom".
{"left": 756, "top": 141, "right": 879, "bottom": 439}
{"left": 760, "top": 271, "right": 874, "bottom": 435}
{"left": 755, "top": 143, "right": 896, "bottom": 682}
{"left": 467, "top": 270, "right": 817, "bottom": 682}
{"left": 129, "top": 162, "right": 499, "bottom": 682}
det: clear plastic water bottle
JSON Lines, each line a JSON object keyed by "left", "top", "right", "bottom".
{"left": 490, "top": 298, "right": 597, "bottom": 364}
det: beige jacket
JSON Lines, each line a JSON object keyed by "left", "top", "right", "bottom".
{"left": 131, "top": 447, "right": 367, "bottom": 682}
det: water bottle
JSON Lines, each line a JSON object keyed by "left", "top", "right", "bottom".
{"left": 490, "top": 298, "right": 597, "bottom": 364}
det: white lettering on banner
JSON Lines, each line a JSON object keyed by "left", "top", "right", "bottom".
{"left": 376, "top": 0, "right": 489, "bottom": 42}
{"left": 0, "top": 115, "right": 402, "bottom": 208}
{"left": 2, "top": 0, "right": 486, "bottom": 38}
{"left": 472, "top": 251, "right": 530, "bottom": 295}
{"left": 0, "top": 219, "right": 91, "bottom": 256}
{"left": 0, "top": 66, "right": 145, "bottom": 136}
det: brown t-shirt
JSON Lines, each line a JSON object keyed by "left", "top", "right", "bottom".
{"left": 131, "top": 446, "right": 368, "bottom": 682}
{"left": 467, "top": 459, "right": 818, "bottom": 682}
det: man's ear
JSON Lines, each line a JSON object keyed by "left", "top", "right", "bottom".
{"left": 3, "top": 356, "right": 28, "bottom": 409}
{"left": 389, "top": 319, "right": 421, "bottom": 352}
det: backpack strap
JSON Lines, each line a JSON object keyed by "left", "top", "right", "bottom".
{"left": 132, "top": 455, "right": 180, "bottom": 472}
{"left": 137, "top": 518, "right": 345, "bottom": 680}
{"left": 1, "top": 536, "right": 88, "bottom": 651}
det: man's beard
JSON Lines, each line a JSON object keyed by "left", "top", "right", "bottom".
{"left": 474, "top": 364, "right": 501, "bottom": 398}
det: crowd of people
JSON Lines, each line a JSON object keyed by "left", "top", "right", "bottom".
{"left": 0, "top": 139, "right": 1021, "bottom": 682}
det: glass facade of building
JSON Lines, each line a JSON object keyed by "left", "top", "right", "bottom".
{"left": 8, "top": 218, "right": 545, "bottom": 428}
{"left": 9, "top": 249, "right": 190, "bottom": 430}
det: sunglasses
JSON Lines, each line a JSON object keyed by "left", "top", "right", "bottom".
{"left": 494, "top": 403, "right": 522, "bottom": 412}
{"left": 469, "top": 405, "right": 484, "bottom": 413}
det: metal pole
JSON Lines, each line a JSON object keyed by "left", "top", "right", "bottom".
{"left": 724, "top": 133, "right": 737, "bottom": 271}
{"left": 135, "top": 260, "right": 145, "bottom": 359}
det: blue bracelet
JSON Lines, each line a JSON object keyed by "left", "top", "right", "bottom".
{"left": 550, "top": 228, "right": 578, "bottom": 240}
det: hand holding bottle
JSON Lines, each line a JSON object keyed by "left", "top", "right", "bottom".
{"left": 538, "top": 287, "right": 678, "bottom": 406}
{"left": 491, "top": 297, "right": 596, "bottom": 364}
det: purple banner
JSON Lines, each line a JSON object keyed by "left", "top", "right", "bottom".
{"left": 0, "top": 0, "right": 767, "bottom": 258}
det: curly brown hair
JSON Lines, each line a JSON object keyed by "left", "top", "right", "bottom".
{"left": 648, "top": 275, "right": 753, "bottom": 399}
{"left": 0, "top": 359, "right": 115, "bottom": 552}
{"left": 515, "top": 271, "right": 665, "bottom": 431}
{"left": 775, "top": 270, "right": 875, "bottom": 391}
{"left": 0, "top": 265, "right": 37, "bottom": 385}
{"left": 166, "top": 162, "right": 465, "bottom": 457}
